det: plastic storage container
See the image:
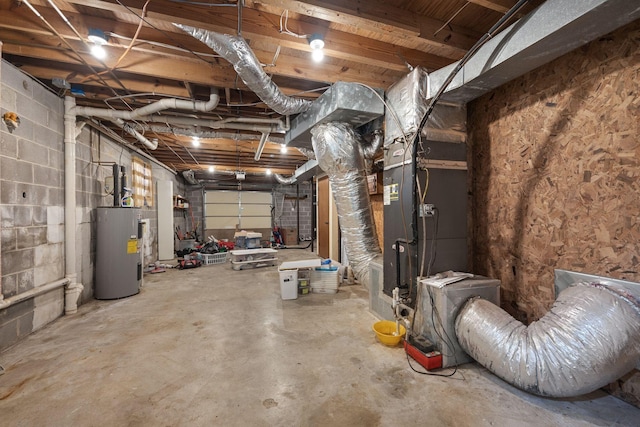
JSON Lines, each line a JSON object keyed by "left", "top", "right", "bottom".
{"left": 310, "top": 265, "right": 340, "bottom": 294}
{"left": 198, "top": 252, "right": 228, "bottom": 265}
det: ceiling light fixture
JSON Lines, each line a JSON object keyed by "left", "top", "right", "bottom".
{"left": 265, "top": 168, "right": 272, "bottom": 176}
{"left": 208, "top": 165, "right": 215, "bottom": 173}
{"left": 280, "top": 144, "right": 287, "bottom": 154}
{"left": 88, "top": 28, "right": 108, "bottom": 60}
{"left": 192, "top": 136, "right": 200, "bottom": 147}
{"left": 308, "top": 33, "right": 324, "bottom": 63}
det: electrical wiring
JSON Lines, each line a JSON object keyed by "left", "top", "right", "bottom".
{"left": 114, "top": 0, "right": 218, "bottom": 67}
{"left": 433, "top": 1, "right": 470, "bottom": 37}
{"left": 279, "top": 10, "right": 309, "bottom": 39}
{"left": 107, "top": 32, "right": 221, "bottom": 59}
{"left": 404, "top": 0, "right": 530, "bottom": 380}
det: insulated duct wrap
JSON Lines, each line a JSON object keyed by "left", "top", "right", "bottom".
{"left": 311, "top": 122, "right": 381, "bottom": 286}
{"left": 455, "top": 282, "right": 640, "bottom": 397}
{"left": 176, "top": 24, "right": 311, "bottom": 115}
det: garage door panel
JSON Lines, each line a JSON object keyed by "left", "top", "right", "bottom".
{"left": 240, "top": 204, "right": 271, "bottom": 216}
{"left": 207, "top": 216, "right": 239, "bottom": 229}
{"left": 241, "top": 217, "right": 271, "bottom": 229}
{"left": 207, "top": 203, "right": 241, "bottom": 217}
{"left": 205, "top": 190, "right": 272, "bottom": 230}
{"left": 205, "top": 191, "right": 237, "bottom": 204}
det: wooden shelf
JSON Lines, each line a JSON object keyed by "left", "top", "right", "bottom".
{"left": 173, "top": 195, "right": 189, "bottom": 209}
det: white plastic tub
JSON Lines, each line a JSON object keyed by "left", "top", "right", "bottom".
{"left": 278, "top": 269, "right": 298, "bottom": 300}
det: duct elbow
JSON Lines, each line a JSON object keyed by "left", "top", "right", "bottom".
{"left": 455, "top": 283, "right": 640, "bottom": 398}
{"left": 274, "top": 173, "right": 297, "bottom": 185}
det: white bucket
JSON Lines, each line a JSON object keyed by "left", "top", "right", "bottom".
{"left": 279, "top": 269, "right": 298, "bottom": 300}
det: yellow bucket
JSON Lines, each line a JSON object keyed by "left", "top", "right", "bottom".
{"left": 372, "top": 320, "right": 406, "bottom": 346}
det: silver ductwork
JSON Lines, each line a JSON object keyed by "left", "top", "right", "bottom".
{"left": 312, "top": 122, "right": 381, "bottom": 286}
{"left": 182, "top": 170, "right": 199, "bottom": 185}
{"left": 273, "top": 159, "right": 321, "bottom": 185}
{"left": 455, "top": 282, "right": 640, "bottom": 397}
{"left": 274, "top": 173, "right": 297, "bottom": 185}
{"left": 176, "top": 24, "right": 311, "bottom": 116}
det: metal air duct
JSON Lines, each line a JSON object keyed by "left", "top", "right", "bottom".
{"left": 312, "top": 122, "right": 381, "bottom": 286}
{"left": 175, "top": 24, "right": 311, "bottom": 116}
{"left": 455, "top": 282, "right": 640, "bottom": 397}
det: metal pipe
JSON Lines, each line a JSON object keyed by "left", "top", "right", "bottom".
{"left": 112, "top": 163, "right": 120, "bottom": 207}
{"left": 311, "top": 178, "right": 316, "bottom": 252}
{"left": 63, "top": 96, "right": 84, "bottom": 314}
{"left": 254, "top": 132, "right": 270, "bottom": 161}
{"left": 0, "top": 278, "right": 70, "bottom": 310}
{"left": 237, "top": 0, "right": 244, "bottom": 36}
{"left": 296, "top": 183, "right": 300, "bottom": 244}
{"left": 455, "top": 282, "right": 640, "bottom": 397}
{"left": 143, "top": 116, "right": 286, "bottom": 133}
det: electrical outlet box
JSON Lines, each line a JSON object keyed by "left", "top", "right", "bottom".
{"left": 419, "top": 203, "right": 435, "bottom": 217}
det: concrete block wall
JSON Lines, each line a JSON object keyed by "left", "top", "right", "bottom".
{"left": 273, "top": 182, "right": 313, "bottom": 242}
{"left": 1, "top": 60, "right": 65, "bottom": 350}
{"left": 73, "top": 126, "right": 181, "bottom": 298}
{"left": 0, "top": 60, "right": 183, "bottom": 351}
{"left": 185, "top": 185, "right": 204, "bottom": 241}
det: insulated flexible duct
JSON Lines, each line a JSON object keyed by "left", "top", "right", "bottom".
{"left": 455, "top": 282, "right": 640, "bottom": 397}
{"left": 311, "top": 122, "right": 381, "bottom": 286}
{"left": 176, "top": 24, "right": 311, "bottom": 115}
{"left": 274, "top": 173, "right": 297, "bottom": 185}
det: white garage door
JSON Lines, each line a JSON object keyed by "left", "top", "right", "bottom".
{"left": 205, "top": 190, "right": 272, "bottom": 229}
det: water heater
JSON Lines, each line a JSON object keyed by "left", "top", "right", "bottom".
{"left": 95, "top": 207, "right": 142, "bottom": 299}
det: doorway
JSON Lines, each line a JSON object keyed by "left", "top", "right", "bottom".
{"left": 317, "top": 176, "right": 330, "bottom": 258}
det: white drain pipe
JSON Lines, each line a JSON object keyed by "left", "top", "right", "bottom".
{"left": 74, "top": 89, "right": 220, "bottom": 151}
{"left": 0, "top": 278, "right": 70, "bottom": 310}
{"left": 63, "top": 96, "right": 84, "bottom": 314}
{"left": 75, "top": 89, "right": 219, "bottom": 120}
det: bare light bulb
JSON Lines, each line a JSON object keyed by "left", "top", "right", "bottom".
{"left": 311, "top": 49, "right": 324, "bottom": 63}
{"left": 192, "top": 137, "right": 200, "bottom": 147}
{"left": 280, "top": 145, "right": 287, "bottom": 154}
{"left": 90, "top": 44, "right": 106, "bottom": 60}
{"left": 265, "top": 168, "right": 272, "bottom": 176}
{"left": 208, "top": 165, "right": 215, "bottom": 173}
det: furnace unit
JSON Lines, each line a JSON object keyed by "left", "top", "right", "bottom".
{"left": 382, "top": 67, "right": 468, "bottom": 302}
{"left": 95, "top": 207, "right": 142, "bottom": 299}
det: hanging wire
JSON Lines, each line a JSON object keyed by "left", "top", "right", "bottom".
{"left": 279, "top": 10, "right": 309, "bottom": 39}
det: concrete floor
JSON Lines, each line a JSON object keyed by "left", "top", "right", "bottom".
{"left": 0, "top": 249, "right": 638, "bottom": 426}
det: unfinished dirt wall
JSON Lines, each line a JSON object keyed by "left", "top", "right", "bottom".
{"left": 468, "top": 20, "right": 640, "bottom": 407}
